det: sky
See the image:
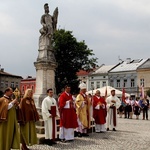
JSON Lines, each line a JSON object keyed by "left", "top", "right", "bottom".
{"left": 0, "top": 0, "right": 150, "bottom": 78}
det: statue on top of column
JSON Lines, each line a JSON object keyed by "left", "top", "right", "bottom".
{"left": 39, "top": 3, "right": 58, "bottom": 39}
{"left": 37, "top": 3, "right": 58, "bottom": 63}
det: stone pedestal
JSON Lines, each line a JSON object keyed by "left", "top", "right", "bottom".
{"left": 34, "top": 62, "right": 57, "bottom": 107}
{"left": 34, "top": 35, "right": 57, "bottom": 108}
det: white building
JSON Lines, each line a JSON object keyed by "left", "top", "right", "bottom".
{"left": 109, "top": 58, "right": 147, "bottom": 96}
{"left": 88, "top": 64, "right": 116, "bottom": 91}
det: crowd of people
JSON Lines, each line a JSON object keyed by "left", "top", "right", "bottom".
{"left": 0, "top": 84, "right": 149, "bottom": 149}
{"left": 118, "top": 95, "right": 149, "bottom": 120}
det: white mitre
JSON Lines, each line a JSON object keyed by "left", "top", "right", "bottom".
{"left": 79, "top": 82, "right": 86, "bottom": 90}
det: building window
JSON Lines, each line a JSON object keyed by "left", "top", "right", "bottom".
{"left": 1, "top": 81, "right": 4, "bottom": 88}
{"left": 31, "top": 86, "right": 34, "bottom": 90}
{"left": 90, "top": 82, "right": 94, "bottom": 90}
{"left": 102, "top": 81, "right": 106, "bottom": 87}
{"left": 117, "top": 80, "right": 120, "bottom": 88}
{"left": 96, "top": 82, "right": 100, "bottom": 88}
{"left": 124, "top": 79, "right": 127, "bottom": 87}
{"left": 11, "top": 82, "right": 14, "bottom": 88}
{"left": 16, "top": 82, "right": 18, "bottom": 88}
{"left": 110, "top": 80, "right": 114, "bottom": 87}
{"left": 5, "top": 81, "right": 8, "bottom": 88}
{"left": 140, "top": 78, "right": 144, "bottom": 87}
{"left": 131, "top": 79, "right": 135, "bottom": 87}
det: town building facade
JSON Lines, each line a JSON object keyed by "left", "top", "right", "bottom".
{"left": 88, "top": 64, "right": 116, "bottom": 91}
{"left": 2, "top": 58, "right": 150, "bottom": 98}
{"left": 108, "top": 58, "right": 147, "bottom": 96}
{"left": 20, "top": 76, "right": 36, "bottom": 96}
{"left": 137, "top": 58, "right": 150, "bottom": 95}
{"left": 0, "top": 67, "right": 23, "bottom": 96}
{"left": 76, "top": 70, "right": 90, "bottom": 90}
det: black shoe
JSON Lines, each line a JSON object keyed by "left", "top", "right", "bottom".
{"left": 107, "top": 128, "right": 109, "bottom": 131}
{"left": 68, "top": 140, "right": 74, "bottom": 142}
{"left": 95, "top": 132, "right": 100, "bottom": 133}
{"left": 74, "top": 131, "right": 78, "bottom": 137}
{"left": 63, "top": 140, "right": 69, "bottom": 143}
{"left": 113, "top": 128, "right": 116, "bottom": 131}
{"left": 82, "top": 133, "right": 89, "bottom": 137}
{"left": 51, "top": 141, "right": 57, "bottom": 144}
{"left": 45, "top": 139, "right": 52, "bottom": 146}
{"left": 60, "top": 139, "right": 65, "bottom": 143}
{"left": 77, "top": 132, "right": 82, "bottom": 137}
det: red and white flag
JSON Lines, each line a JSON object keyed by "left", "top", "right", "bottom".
{"left": 122, "top": 87, "right": 126, "bottom": 103}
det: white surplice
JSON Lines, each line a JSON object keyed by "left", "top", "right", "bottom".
{"left": 106, "top": 95, "right": 121, "bottom": 129}
{"left": 42, "top": 96, "right": 59, "bottom": 139}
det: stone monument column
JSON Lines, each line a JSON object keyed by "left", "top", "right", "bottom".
{"left": 34, "top": 3, "right": 58, "bottom": 107}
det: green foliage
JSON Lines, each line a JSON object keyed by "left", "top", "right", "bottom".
{"left": 53, "top": 29, "right": 97, "bottom": 94}
{"left": 146, "top": 89, "right": 150, "bottom": 97}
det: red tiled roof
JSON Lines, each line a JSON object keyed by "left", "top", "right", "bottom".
{"left": 76, "top": 70, "right": 89, "bottom": 76}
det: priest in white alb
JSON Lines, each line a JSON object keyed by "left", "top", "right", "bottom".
{"left": 42, "top": 88, "right": 59, "bottom": 146}
{"left": 106, "top": 89, "right": 121, "bottom": 131}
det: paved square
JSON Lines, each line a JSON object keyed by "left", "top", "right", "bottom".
{"left": 25, "top": 111, "right": 150, "bottom": 150}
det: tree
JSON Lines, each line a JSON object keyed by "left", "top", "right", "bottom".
{"left": 53, "top": 29, "right": 97, "bottom": 94}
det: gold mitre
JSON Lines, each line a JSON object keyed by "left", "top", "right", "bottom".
{"left": 13, "top": 88, "right": 20, "bottom": 99}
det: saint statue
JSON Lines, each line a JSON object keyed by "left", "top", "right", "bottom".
{"left": 39, "top": 3, "right": 58, "bottom": 39}
{"left": 38, "top": 3, "right": 58, "bottom": 63}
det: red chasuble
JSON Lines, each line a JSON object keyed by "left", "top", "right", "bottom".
{"left": 93, "top": 96, "right": 107, "bottom": 124}
{"left": 59, "top": 92, "right": 78, "bottom": 128}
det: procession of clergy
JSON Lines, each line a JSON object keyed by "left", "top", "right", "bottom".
{"left": 0, "top": 82, "right": 121, "bottom": 150}
{"left": 41, "top": 82, "right": 121, "bottom": 146}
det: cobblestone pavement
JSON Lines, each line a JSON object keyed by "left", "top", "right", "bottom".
{"left": 23, "top": 112, "right": 150, "bottom": 150}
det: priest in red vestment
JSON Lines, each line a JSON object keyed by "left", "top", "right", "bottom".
{"left": 93, "top": 90, "right": 107, "bottom": 133}
{"left": 59, "top": 85, "right": 78, "bottom": 142}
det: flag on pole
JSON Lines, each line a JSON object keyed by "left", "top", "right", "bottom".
{"left": 122, "top": 87, "right": 126, "bottom": 103}
{"left": 105, "top": 86, "right": 107, "bottom": 100}
{"left": 140, "top": 84, "right": 144, "bottom": 98}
